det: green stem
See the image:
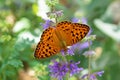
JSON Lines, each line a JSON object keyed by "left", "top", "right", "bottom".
{"left": 65, "top": 72, "right": 69, "bottom": 80}
{"left": 50, "top": 4, "right": 58, "bottom": 23}
{"left": 60, "top": 52, "right": 69, "bottom": 80}
{"left": 88, "top": 41, "right": 91, "bottom": 80}
{"left": 55, "top": 16, "right": 58, "bottom": 23}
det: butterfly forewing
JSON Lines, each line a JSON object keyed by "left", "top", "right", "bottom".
{"left": 40, "top": 27, "right": 54, "bottom": 42}
{"left": 34, "top": 27, "right": 61, "bottom": 59}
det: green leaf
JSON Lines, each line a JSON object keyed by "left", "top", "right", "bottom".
{"left": 94, "top": 19, "right": 120, "bottom": 42}
{"left": 7, "top": 59, "right": 23, "bottom": 68}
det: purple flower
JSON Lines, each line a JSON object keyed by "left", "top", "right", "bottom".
{"left": 95, "top": 71, "right": 104, "bottom": 77}
{"left": 42, "top": 20, "right": 54, "bottom": 30}
{"left": 72, "top": 17, "right": 80, "bottom": 23}
{"left": 49, "top": 60, "right": 69, "bottom": 80}
{"left": 63, "top": 41, "right": 92, "bottom": 56}
{"left": 55, "top": 10, "right": 63, "bottom": 17}
{"left": 67, "top": 48, "right": 74, "bottom": 56}
{"left": 71, "top": 17, "right": 87, "bottom": 24}
{"left": 47, "top": 10, "right": 63, "bottom": 18}
{"left": 80, "top": 17, "right": 87, "bottom": 24}
{"left": 60, "top": 48, "right": 74, "bottom": 56}
{"left": 49, "top": 60, "right": 83, "bottom": 80}
{"left": 71, "top": 41, "right": 92, "bottom": 52}
{"left": 82, "top": 71, "right": 104, "bottom": 80}
{"left": 60, "top": 50, "right": 66, "bottom": 56}
{"left": 69, "top": 61, "right": 83, "bottom": 76}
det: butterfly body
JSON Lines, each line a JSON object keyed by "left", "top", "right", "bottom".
{"left": 34, "top": 21, "right": 90, "bottom": 59}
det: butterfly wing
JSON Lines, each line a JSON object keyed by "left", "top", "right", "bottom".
{"left": 34, "top": 41, "right": 61, "bottom": 59}
{"left": 56, "top": 21, "right": 90, "bottom": 46}
{"left": 40, "top": 27, "right": 54, "bottom": 41}
{"left": 70, "top": 23, "right": 90, "bottom": 44}
{"left": 56, "top": 21, "right": 73, "bottom": 46}
{"left": 34, "top": 27, "right": 61, "bottom": 59}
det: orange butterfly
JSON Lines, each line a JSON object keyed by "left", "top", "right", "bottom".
{"left": 34, "top": 21, "right": 90, "bottom": 59}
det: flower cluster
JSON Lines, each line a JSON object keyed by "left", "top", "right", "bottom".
{"left": 42, "top": 20, "right": 54, "bottom": 30}
{"left": 82, "top": 71, "right": 104, "bottom": 80}
{"left": 49, "top": 60, "right": 83, "bottom": 80}
{"left": 47, "top": 10, "right": 63, "bottom": 18}
{"left": 49, "top": 60, "right": 104, "bottom": 80}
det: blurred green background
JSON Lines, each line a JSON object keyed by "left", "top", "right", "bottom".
{"left": 0, "top": 0, "right": 120, "bottom": 80}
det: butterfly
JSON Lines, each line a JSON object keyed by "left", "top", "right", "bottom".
{"left": 34, "top": 21, "right": 90, "bottom": 59}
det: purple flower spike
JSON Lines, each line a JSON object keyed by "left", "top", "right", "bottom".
{"left": 60, "top": 50, "right": 66, "bottom": 56}
{"left": 67, "top": 49, "right": 74, "bottom": 56}
{"left": 60, "top": 48, "right": 74, "bottom": 56}
{"left": 69, "top": 41, "right": 92, "bottom": 54}
{"left": 55, "top": 10, "right": 63, "bottom": 17}
{"left": 78, "top": 41, "right": 92, "bottom": 50}
{"left": 82, "top": 74, "right": 97, "bottom": 80}
{"left": 42, "top": 20, "right": 54, "bottom": 30}
{"left": 47, "top": 10, "right": 63, "bottom": 18}
{"left": 80, "top": 17, "right": 87, "bottom": 24}
{"left": 96, "top": 71, "right": 104, "bottom": 77}
{"left": 49, "top": 61, "right": 69, "bottom": 80}
{"left": 61, "top": 41, "right": 92, "bottom": 56}
{"left": 90, "top": 74, "right": 97, "bottom": 80}
{"left": 49, "top": 60, "right": 83, "bottom": 80}
{"left": 72, "top": 17, "right": 88, "bottom": 24}
{"left": 72, "top": 17, "right": 79, "bottom": 23}
{"left": 69, "top": 61, "right": 83, "bottom": 76}
{"left": 82, "top": 71, "right": 104, "bottom": 80}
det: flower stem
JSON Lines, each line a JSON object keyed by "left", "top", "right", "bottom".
{"left": 88, "top": 41, "right": 91, "bottom": 80}
{"left": 50, "top": 4, "right": 58, "bottom": 23}
{"left": 62, "top": 55, "right": 67, "bottom": 62}
{"left": 61, "top": 52, "right": 70, "bottom": 80}
{"left": 55, "top": 16, "right": 58, "bottom": 23}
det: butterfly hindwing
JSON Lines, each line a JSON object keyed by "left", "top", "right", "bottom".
{"left": 34, "top": 41, "right": 60, "bottom": 59}
{"left": 34, "top": 27, "right": 61, "bottom": 59}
